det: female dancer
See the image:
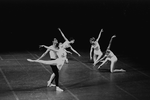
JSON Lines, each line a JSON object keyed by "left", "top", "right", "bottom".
{"left": 90, "top": 29, "right": 103, "bottom": 65}
{"left": 27, "top": 43, "right": 72, "bottom": 92}
{"left": 94, "top": 35, "right": 126, "bottom": 73}
{"left": 58, "top": 28, "right": 81, "bottom": 58}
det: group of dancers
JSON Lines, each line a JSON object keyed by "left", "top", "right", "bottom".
{"left": 27, "top": 28, "right": 125, "bottom": 92}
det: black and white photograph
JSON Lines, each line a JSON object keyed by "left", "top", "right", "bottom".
{"left": 0, "top": 0, "right": 150, "bottom": 100}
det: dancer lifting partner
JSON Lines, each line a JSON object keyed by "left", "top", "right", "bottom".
{"left": 27, "top": 43, "right": 72, "bottom": 92}
{"left": 58, "top": 28, "right": 81, "bottom": 60}
{"left": 90, "top": 29, "right": 103, "bottom": 65}
{"left": 94, "top": 35, "right": 126, "bottom": 73}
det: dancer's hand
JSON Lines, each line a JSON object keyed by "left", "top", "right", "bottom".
{"left": 78, "top": 54, "right": 81, "bottom": 57}
{"left": 112, "top": 35, "right": 116, "bottom": 38}
{"left": 90, "top": 56, "right": 92, "bottom": 60}
{"left": 39, "top": 45, "right": 44, "bottom": 48}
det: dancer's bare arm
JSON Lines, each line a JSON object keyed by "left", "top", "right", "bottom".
{"left": 48, "top": 47, "right": 59, "bottom": 52}
{"left": 65, "top": 50, "right": 72, "bottom": 54}
{"left": 96, "top": 29, "right": 103, "bottom": 42}
{"left": 70, "top": 46, "right": 81, "bottom": 56}
{"left": 39, "top": 45, "right": 49, "bottom": 49}
{"left": 58, "top": 28, "right": 69, "bottom": 41}
{"left": 106, "top": 35, "right": 116, "bottom": 50}
{"left": 97, "top": 58, "right": 108, "bottom": 69}
{"left": 37, "top": 49, "right": 50, "bottom": 60}
{"left": 94, "top": 54, "right": 107, "bottom": 66}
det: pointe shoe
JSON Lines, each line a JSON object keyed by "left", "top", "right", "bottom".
{"left": 56, "top": 87, "right": 63, "bottom": 92}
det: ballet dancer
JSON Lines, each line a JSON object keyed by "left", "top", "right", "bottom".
{"left": 58, "top": 28, "right": 81, "bottom": 59}
{"left": 27, "top": 43, "right": 72, "bottom": 92}
{"left": 94, "top": 35, "right": 126, "bottom": 73}
{"left": 37, "top": 38, "right": 59, "bottom": 88}
{"left": 90, "top": 29, "right": 103, "bottom": 65}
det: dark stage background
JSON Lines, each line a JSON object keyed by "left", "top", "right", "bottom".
{"left": 0, "top": 0, "right": 149, "bottom": 62}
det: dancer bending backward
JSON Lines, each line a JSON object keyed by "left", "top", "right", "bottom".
{"left": 94, "top": 35, "right": 126, "bottom": 73}
{"left": 90, "top": 29, "right": 103, "bottom": 65}
{"left": 27, "top": 43, "right": 72, "bottom": 92}
{"left": 58, "top": 28, "right": 81, "bottom": 61}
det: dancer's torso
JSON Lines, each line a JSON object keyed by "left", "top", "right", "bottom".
{"left": 49, "top": 46, "right": 58, "bottom": 59}
{"left": 63, "top": 41, "right": 70, "bottom": 48}
{"left": 57, "top": 48, "right": 67, "bottom": 61}
{"left": 107, "top": 51, "right": 117, "bottom": 60}
{"left": 93, "top": 42, "right": 102, "bottom": 54}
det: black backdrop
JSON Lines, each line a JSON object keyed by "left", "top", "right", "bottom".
{"left": 0, "top": 0, "right": 149, "bottom": 61}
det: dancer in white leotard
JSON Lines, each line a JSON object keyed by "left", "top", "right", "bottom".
{"left": 58, "top": 28, "right": 81, "bottom": 60}
{"left": 90, "top": 29, "right": 103, "bottom": 65}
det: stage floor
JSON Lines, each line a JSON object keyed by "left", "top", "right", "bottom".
{"left": 0, "top": 51, "right": 149, "bottom": 100}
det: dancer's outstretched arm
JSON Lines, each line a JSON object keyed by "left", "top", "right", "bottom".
{"left": 97, "top": 58, "right": 108, "bottom": 69}
{"left": 58, "top": 28, "right": 69, "bottom": 41}
{"left": 96, "top": 29, "right": 103, "bottom": 42}
{"left": 48, "top": 47, "right": 59, "bottom": 52}
{"left": 65, "top": 50, "right": 72, "bottom": 54}
{"left": 106, "top": 35, "right": 116, "bottom": 51}
{"left": 39, "top": 45, "right": 49, "bottom": 49}
{"left": 37, "top": 49, "right": 50, "bottom": 60}
{"left": 70, "top": 46, "right": 81, "bottom": 56}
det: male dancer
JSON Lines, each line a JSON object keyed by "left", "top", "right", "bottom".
{"left": 90, "top": 29, "right": 103, "bottom": 65}
{"left": 37, "top": 38, "right": 59, "bottom": 88}
{"left": 58, "top": 28, "right": 81, "bottom": 60}
{"left": 94, "top": 35, "right": 126, "bottom": 73}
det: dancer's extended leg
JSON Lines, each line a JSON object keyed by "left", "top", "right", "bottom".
{"left": 27, "top": 59, "right": 58, "bottom": 65}
{"left": 110, "top": 59, "right": 126, "bottom": 73}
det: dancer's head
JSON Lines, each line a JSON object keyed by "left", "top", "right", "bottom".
{"left": 58, "top": 42, "right": 63, "bottom": 48}
{"left": 106, "top": 49, "right": 111, "bottom": 55}
{"left": 90, "top": 37, "right": 95, "bottom": 44}
{"left": 53, "top": 38, "right": 58, "bottom": 45}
